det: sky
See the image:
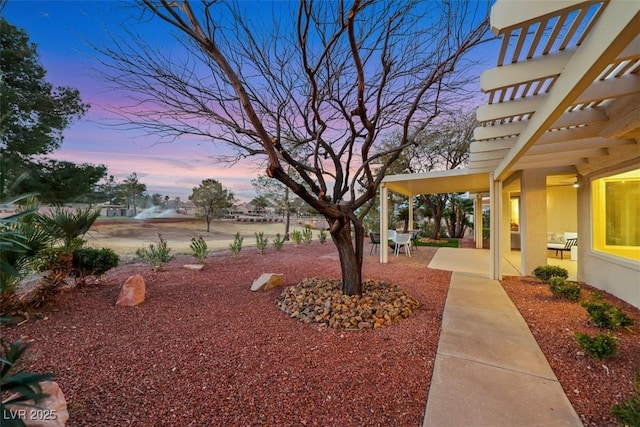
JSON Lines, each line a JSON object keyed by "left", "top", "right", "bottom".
{"left": 3, "top": 1, "right": 493, "bottom": 202}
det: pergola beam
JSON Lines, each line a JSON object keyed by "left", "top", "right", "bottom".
{"left": 474, "top": 107, "right": 608, "bottom": 141}
{"left": 494, "top": 1, "right": 640, "bottom": 180}
{"left": 480, "top": 49, "right": 573, "bottom": 92}
{"left": 490, "top": 0, "right": 589, "bottom": 34}
{"left": 528, "top": 137, "right": 634, "bottom": 155}
{"left": 470, "top": 149, "right": 511, "bottom": 162}
{"left": 477, "top": 73, "right": 640, "bottom": 123}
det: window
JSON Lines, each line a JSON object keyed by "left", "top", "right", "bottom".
{"left": 592, "top": 169, "right": 640, "bottom": 261}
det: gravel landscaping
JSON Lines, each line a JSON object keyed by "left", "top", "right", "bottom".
{"left": 2, "top": 243, "right": 449, "bottom": 426}
{"left": 2, "top": 238, "right": 638, "bottom": 426}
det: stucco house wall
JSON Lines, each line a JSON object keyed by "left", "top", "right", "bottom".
{"left": 547, "top": 186, "right": 577, "bottom": 235}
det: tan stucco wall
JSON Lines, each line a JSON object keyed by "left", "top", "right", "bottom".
{"left": 520, "top": 170, "right": 548, "bottom": 275}
{"left": 547, "top": 186, "right": 578, "bottom": 234}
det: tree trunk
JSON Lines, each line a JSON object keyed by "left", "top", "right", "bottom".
{"left": 328, "top": 216, "right": 364, "bottom": 296}
{"left": 206, "top": 216, "right": 212, "bottom": 232}
{"left": 431, "top": 209, "right": 444, "bottom": 239}
{"left": 427, "top": 195, "right": 447, "bottom": 240}
{"left": 455, "top": 206, "right": 464, "bottom": 238}
{"left": 444, "top": 215, "right": 452, "bottom": 239}
{"left": 423, "top": 195, "right": 447, "bottom": 240}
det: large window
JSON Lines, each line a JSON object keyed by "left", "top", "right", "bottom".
{"left": 592, "top": 169, "right": 640, "bottom": 261}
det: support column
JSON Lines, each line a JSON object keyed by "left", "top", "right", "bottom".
{"left": 408, "top": 195, "right": 414, "bottom": 231}
{"left": 380, "top": 184, "right": 389, "bottom": 264}
{"left": 502, "top": 185, "right": 512, "bottom": 262}
{"left": 520, "top": 170, "right": 548, "bottom": 275}
{"left": 474, "top": 193, "right": 483, "bottom": 249}
{"left": 489, "top": 173, "right": 502, "bottom": 280}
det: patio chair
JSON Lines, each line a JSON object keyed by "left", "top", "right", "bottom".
{"left": 393, "top": 233, "right": 412, "bottom": 257}
{"left": 369, "top": 232, "right": 380, "bottom": 255}
{"left": 387, "top": 230, "right": 397, "bottom": 251}
{"left": 550, "top": 237, "right": 577, "bottom": 260}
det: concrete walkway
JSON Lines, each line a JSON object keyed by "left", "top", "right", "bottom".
{"left": 423, "top": 248, "right": 583, "bottom": 426}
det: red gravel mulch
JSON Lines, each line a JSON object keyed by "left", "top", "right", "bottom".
{"left": 502, "top": 276, "right": 640, "bottom": 427}
{"left": 4, "top": 241, "right": 639, "bottom": 426}
{"left": 2, "top": 243, "right": 450, "bottom": 426}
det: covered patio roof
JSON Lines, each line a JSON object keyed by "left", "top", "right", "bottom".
{"left": 382, "top": 169, "right": 491, "bottom": 197}
{"left": 383, "top": 0, "right": 639, "bottom": 194}
{"left": 472, "top": 0, "right": 639, "bottom": 179}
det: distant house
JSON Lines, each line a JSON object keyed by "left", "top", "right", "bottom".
{"left": 381, "top": 1, "right": 639, "bottom": 308}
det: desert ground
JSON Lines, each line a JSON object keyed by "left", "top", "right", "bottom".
{"left": 86, "top": 216, "right": 317, "bottom": 254}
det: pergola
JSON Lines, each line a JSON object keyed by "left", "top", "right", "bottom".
{"left": 380, "top": 0, "right": 640, "bottom": 278}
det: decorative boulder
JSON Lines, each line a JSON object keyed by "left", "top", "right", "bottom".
{"left": 116, "top": 274, "right": 146, "bottom": 306}
{"left": 5, "top": 381, "right": 69, "bottom": 427}
{"left": 251, "top": 273, "right": 285, "bottom": 291}
{"left": 182, "top": 264, "right": 204, "bottom": 271}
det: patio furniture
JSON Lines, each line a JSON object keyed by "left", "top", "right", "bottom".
{"left": 393, "top": 233, "right": 412, "bottom": 257}
{"left": 547, "top": 232, "right": 578, "bottom": 260}
{"left": 548, "top": 237, "right": 577, "bottom": 260}
{"left": 369, "top": 232, "right": 380, "bottom": 255}
{"left": 387, "top": 230, "right": 397, "bottom": 251}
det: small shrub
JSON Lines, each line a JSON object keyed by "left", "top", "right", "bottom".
{"left": 549, "top": 277, "right": 581, "bottom": 302}
{"left": 291, "top": 230, "right": 302, "bottom": 245}
{"left": 575, "top": 331, "right": 618, "bottom": 359}
{"left": 302, "top": 227, "right": 313, "bottom": 245}
{"left": 72, "top": 248, "right": 119, "bottom": 284}
{"left": 38, "top": 248, "right": 74, "bottom": 277}
{"left": 255, "top": 232, "right": 268, "bottom": 254}
{"left": 581, "top": 292, "right": 635, "bottom": 329}
{"left": 189, "top": 236, "right": 208, "bottom": 264}
{"left": 318, "top": 229, "right": 327, "bottom": 244}
{"left": 532, "top": 265, "right": 569, "bottom": 283}
{"left": 1, "top": 337, "right": 54, "bottom": 424}
{"left": 229, "top": 232, "right": 243, "bottom": 255}
{"left": 31, "top": 250, "right": 73, "bottom": 306}
{"left": 611, "top": 371, "right": 640, "bottom": 426}
{"left": 136, "top": 233, "right": 172, "bottom": 271}
{"left": 272, "top": 234, "right": 285, "bottom": 251}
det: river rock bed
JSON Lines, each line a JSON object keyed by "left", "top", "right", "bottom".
{"left": 276, "top": 277, "right": 420, "bottom": 329}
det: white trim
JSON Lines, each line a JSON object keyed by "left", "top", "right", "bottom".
{"left": 380, "top": 184, "right": 389, "bottom": 264}
{"left": 588, "top": 249, "right": 640, "bottom": 272}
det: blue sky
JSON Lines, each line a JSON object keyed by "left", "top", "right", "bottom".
{"left": 3, "top": 1, "right": 493, "bottom": 202}
{"left": 4, "top": 0, "right": 268, "bottom": 201}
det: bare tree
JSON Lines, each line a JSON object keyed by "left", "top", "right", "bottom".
{"left": 99, "top": 1, "right": 489, "bottom": 295}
